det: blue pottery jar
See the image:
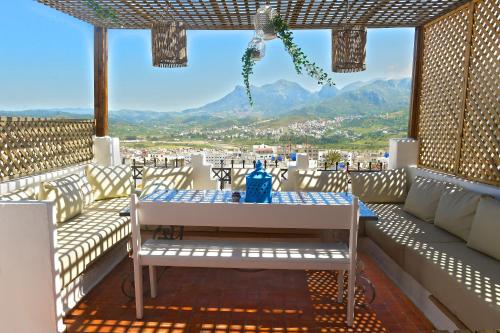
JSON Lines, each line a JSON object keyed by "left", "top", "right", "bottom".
{"left": 245, "top": 161, "right": 272, "bottom": 203}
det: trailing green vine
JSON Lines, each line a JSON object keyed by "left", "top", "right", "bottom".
{"left": 242, "top": 15, "right": 335, "bottom": 105}
{"left": 85, "top": 0, "right": 118, "bottom": 22}
{"left": 242, "top": 47, "right": 257, "bottom": 106}
{"left": 273, "top": 16, "right": 334, "bottom": 87}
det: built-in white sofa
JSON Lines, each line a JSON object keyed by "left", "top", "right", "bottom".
{"left": 351, "top": 166, "right": 500, "bottom": 330}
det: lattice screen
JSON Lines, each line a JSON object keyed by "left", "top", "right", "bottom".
{"left": 0, "top": 117, "right": 95, "bottom": 182}
{"left": 458, "top": 0, "right": 500, "bottom": 185}
{"left": 417, "top": 0, "right": 499, "bottom": 186}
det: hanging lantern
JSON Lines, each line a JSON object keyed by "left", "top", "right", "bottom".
{"left": 254, "top": 5, "right": 278, "bottom": 40}
{"left": 151, "top": 21, "right": 187, "bottom": 68}
{"left": 248, "top": 36, "right": 266, "bottom": 61}
{"left": 331, "top": 25, "right": 367, "bottom": 73}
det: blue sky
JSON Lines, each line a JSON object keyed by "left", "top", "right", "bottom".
{"left": 0, "top": 1, "right": 415, "bottom": 112}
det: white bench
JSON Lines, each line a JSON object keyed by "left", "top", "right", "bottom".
{"left": 130, "top": 192, "right": 360, "bottom": 326}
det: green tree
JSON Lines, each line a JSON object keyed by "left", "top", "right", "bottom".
{"left": 324, "top": 150, "right": 342, "bottom": 168}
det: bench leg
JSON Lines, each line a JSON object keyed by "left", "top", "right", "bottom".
{"left": 347, "top": 269, "right": 356, "bottom": 326}
{"left": 337, "top": 270, "right": 344, "bottom": 303}
{"left": 149, "top": 266, "right": 157, "bottom": 298}
{"left": 134, "top": 261, "right": 144, "bottom": 319}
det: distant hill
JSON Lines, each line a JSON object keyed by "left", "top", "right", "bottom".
{"left": 0, "top": 78, "right": 411, "bottom": 127}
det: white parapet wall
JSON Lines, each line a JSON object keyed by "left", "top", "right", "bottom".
{"left": 388, "top": 138, "right": 419, "bottom": 169}
{"left": 191, "top": 153, "right": 218, "bottom": 190}
{"left": 93, "top": 136, "right": 121, "bottom": 167}
{"left": 282, "top": 153, "right": 310, "bottom": 191}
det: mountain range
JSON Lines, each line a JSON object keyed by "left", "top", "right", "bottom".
{"left": 0, "top": 78, "right": 411, "bottom": 127}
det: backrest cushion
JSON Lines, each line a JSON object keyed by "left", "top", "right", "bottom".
{"left": 142, "top": 167, "right": 193, "bottom": 191}
{"left": 467, "top": 196, "right": 500, "bottom": 260}
{"left": 350, "top": 168, "right": 407, "bottom": 203}
{"left": 0, "top": 187, "right": 36, "bottom": 201}
{"left": 296, "top": 170, "right": 348, "bottom": 192}
{"left": 39, "top": 174, "right": 84, "bottom": 224}
{"left": 434, "top": 187, "right": 482, "bottom": 241}
{"left": 79, "top": 174, "right": 94, "bottom": 207}
{"left": 403, "top": 176, "right": 454, "bottom": 222}
{"left": 86, "top": 164, "right": 133, "bottom": 201}
{"left": 266, "top": 168, "right": 283, "bottom": 191}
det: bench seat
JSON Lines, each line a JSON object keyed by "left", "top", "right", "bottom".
{"left": 365, "top": 203, "right": 461, "bottom": 266}
{"left": 57, "top": 197, "right": 130, "bottom": 288}
{"left": 364, "top": 203, "right": 500, "bottom": 329}
{"left": 140, "top": 240, "right": 350, "bottom": 270}
{"left": 405, "top": 241, "right": 500, "bottom": 329}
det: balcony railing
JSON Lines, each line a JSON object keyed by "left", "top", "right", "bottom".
{"left": 126, "top": 157, "right": 385, "bottom": 189}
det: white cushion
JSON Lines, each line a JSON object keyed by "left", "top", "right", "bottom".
{"left": 296, "top": 170, "right": 349, "bottom": 192}
{"left": 467, "top": 197, "right": 500, "bottom": 260}
{"left": 79, "top": 174, "right": 94, "bottom": 207}
{"left": 86, "top": 164, "right": 133, "bottom": 201}
{"left": 403, "top": 176, "right": 454, "bottom": 222}
{"left": 434, "top": 188, "right": 481, "bottom": 241}
{"left": 0, "top": 187, "right": 36, "bottom": 201}
{"left": 39, "top": 174, "right": 84, "bottom": 224}
{"left": 350, "top": 168, "right": 407, "bottom": 203}
{"left": 142, "top": 167, "right": 193, "bottom": 191}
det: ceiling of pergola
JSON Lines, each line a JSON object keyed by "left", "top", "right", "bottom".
{"left": 37, "top": 0, "right": 470, "bottom": 29}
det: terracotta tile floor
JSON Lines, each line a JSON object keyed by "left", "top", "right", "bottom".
{"left": 64, "top": 245, "right": 434, "bottom": 333}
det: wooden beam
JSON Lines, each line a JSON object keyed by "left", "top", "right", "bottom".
{"left": 408, "top": 26, "right": 424, "bottom": 139}
{"left": 94, "top": 26, "right": 108, "bottom": 137}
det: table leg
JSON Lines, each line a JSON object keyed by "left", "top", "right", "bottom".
{"left": 337, "top": 270, "right": 344, "bottom": 303}
{"left": 149, "top": 266, "right": 157, "bottom": 298}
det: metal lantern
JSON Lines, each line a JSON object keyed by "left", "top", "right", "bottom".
{"left": 248, "top": 36, "right": 266, "bottom": 61}
{"left": 331, "top": 25, "right": 367, "bottom": 73}
{"left": 245, "top": 160, "right": 272, "bottom": 203}
{"left": 151, "top": 21, "right": 187, "bottom": 68}
{"left": 254, "top": 5, "right": 278, "bottom": 40}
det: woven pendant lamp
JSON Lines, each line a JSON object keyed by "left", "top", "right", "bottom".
{"left": 332, "top": 0, "right": 366, "bottom": 73}
{"left": 151, "top": 21, "right": 187, "bottom": 68}
{"left": 331, "top": 25, "right": 367, "bottom": 73}
{"left": 254, "top": 5, "right": 277, "bottom": 40}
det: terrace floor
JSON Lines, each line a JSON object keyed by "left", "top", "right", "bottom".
{"left": 64, "top": 234, "right": 434, "bottom": 333}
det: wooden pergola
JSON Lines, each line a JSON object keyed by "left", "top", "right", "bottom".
{"left": 36, "top": 0, "right": 499, "bottom": 186}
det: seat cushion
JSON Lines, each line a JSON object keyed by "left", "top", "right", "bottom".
{"left": 350, "top": 168, "right": 407, "bottom": 203}
{"left": 39, "top": 174, "right": 85, "bottom": 224}
{"left": 86, "top": 164, "right": 133, "bottom": 200}
{"left": 365, "top": 203, "right": 460, "bottom": 266}
{"left": 296, "top": 170, "right": 348, "bottom": 192}
{"left": 467, "top": 196, "right": 500, "bottom": 260}
{"left": 56, "top": 197, "right": 130, "bottom": 288}
{"left": 405, "top": 241, "right": 500, "bottom": 329}
{"left": 403, "top": 176, "right": 454, "bottom": 222}
{"left": 434, "top": 188, "right": 481, "bottom": 241}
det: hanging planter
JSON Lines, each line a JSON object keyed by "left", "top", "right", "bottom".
{"left": 151, "top": 21, "right": 187, "bottom": 68}
{"left": 332, "top": 25, "right": 367, "bottom": 73}
{"left": 242, "top": 12, "right": 335, "bottom": 106}
{"left": 248, "top": 36, "right": 266, "bottom": 61}
{"left": 254, "top": 5, "right": 278, "bottom": 40}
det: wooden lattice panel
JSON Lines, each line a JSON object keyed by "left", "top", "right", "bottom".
{"left": 0, "top": 117, "right": 95, "bottom": 182}
{"left": 458, "top": 0, "right": 500, "bottom": 185}
{"left": 417, "top": 6, "right": 471, "bottom": 173}
{"left": 37, "top": 0, "right": 469, "bottom": 29}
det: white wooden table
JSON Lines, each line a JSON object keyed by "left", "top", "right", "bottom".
{"left": 130, "top": 190, "right": 361, "bottom": 326}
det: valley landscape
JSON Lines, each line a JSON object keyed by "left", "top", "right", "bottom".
{"left": 0, "top": 78, "right": 411, "bottom": 151}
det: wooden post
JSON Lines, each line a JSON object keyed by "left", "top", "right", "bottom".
{"left": 408, "top": 26, "right": 424, "bottom": 139}
{"left": 94, "top": 26, "right": 108, "bottom": 137}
